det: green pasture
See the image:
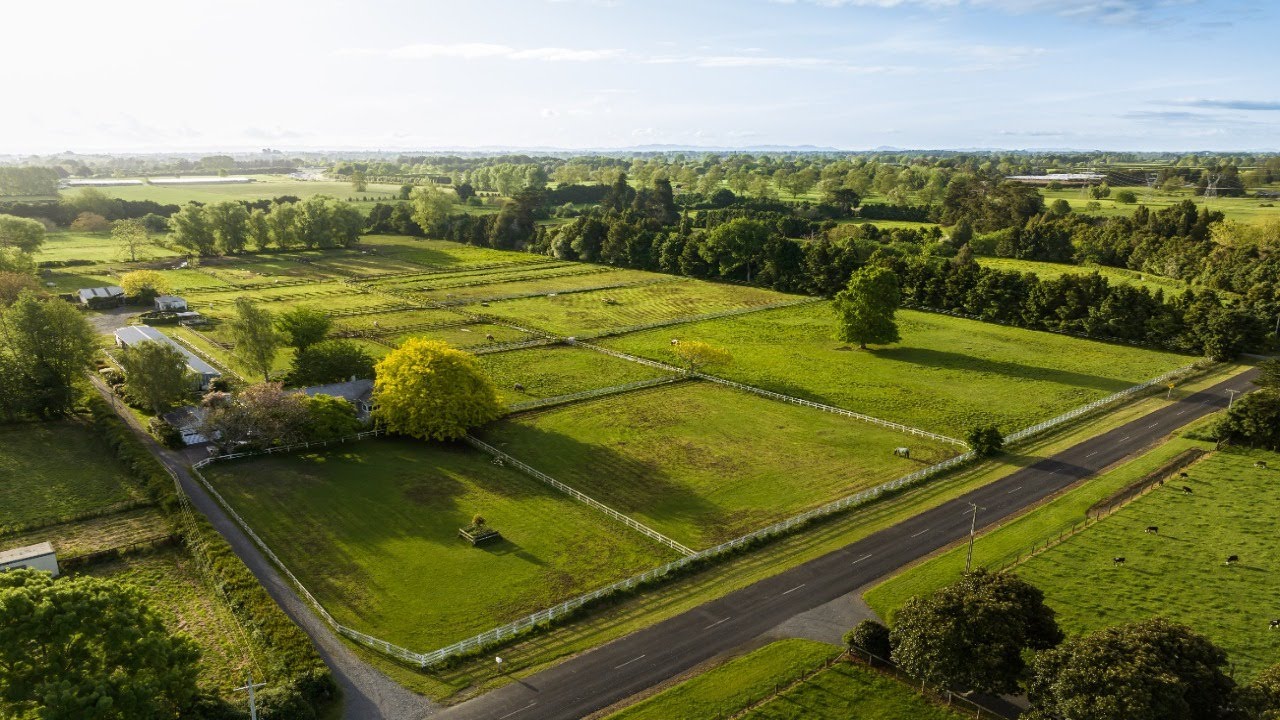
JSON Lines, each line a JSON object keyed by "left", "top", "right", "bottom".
{"left": 0, "top": 506, "right": 170, "bottom": 559}
{"left": 602, "top": 304, "right": 1192, "bottom": 438}
{"left": 62, "top": 176, "right": 402, "bottom": 207}
{"left": 975, "top": 257, "right": 1191, "bottom": 295}
{"left": 363, "top": 261, "right": 582, "bottom": 292}
{"left": 200, "top": 439, "right": 678, "bottom": 650}
{"left": 389, "top": 322, "right": 531, "bottom": 349}
{"left": 476, "top": 344, "right": 676, "bottom": 405}
{"left": 1013, "top": 446, "right": 1280, "bottom": 678}
{"left": 331, "top": 308, "right": 468, "bottom": 333}
{"left": 360, "top": 235, "right": 549, "bottom": 269}
{"left": 1041, "top": 186, "right": 1280, "bottom": 225}
{"left": 480, "top": 382, "right": 956, "bottom": 550}
{"left": 399, "top": 268, "right": 660, "bottom": 305}
{"left": 36, "top": 231, "right": 181, "bottom": 264}
{"left": 38, "top": 267, "right": 122, "bottom": 292}
{"left": 0, "top": 421, "right": 146, "bottom": 532}
{"left": 482, "top": 280, "right": 795, "bottom": 337}
{"left": 607, "top": 639, "right": 840, "bottom": 720}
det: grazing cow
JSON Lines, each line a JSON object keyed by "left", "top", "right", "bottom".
{"left": 1269, "top": 619, "right": 1279, "bottom": 630}
{"left": 486, "top": 333, "right": 495, "bottom": 341}
{"left": 1226, "top": 555, "right": 1239, "bottom": 565}
{"left": 1178, "top": 472, "right": 1189, "bottom": 478}
{"left": 1182, "top": 486, "right": 1194, "bottom": 494}
{"left": 1145, "top": 526, "right": 1159, "bottom": 534}
{"left": 1113, "top": 556, "right": 1126, "bottom": 566}
{"left": 1255, "top": 461, "right": 1268, "bottom": 469}
{"left": 513, "top": 383, "right": 525, "bottom": 392}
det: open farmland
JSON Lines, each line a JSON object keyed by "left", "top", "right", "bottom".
{"left": 976, "top": 256, "right": 1191, "bottom": 295}
{"left": 483, "top": 279, "right": 798, "bottom": 337}
{"left": 200, "top": 439, "right": 680, "bottom": 650}
{"left": 481, "top": 382, "right": 957, "bottom": 550}
{"left": 601, "top": 303, "right": 1192, "bottom": 437}
{"left": 62, "top": 176, "right": 404, "bottom": 206}
{"left": 0, "top": 421, "right": 147, "bottom": 531}
{"left": 1012, "top": 446, "right": 1280, "bottom": 677}
{"left": 38, "top": 231, "right": 182, "bottom": 264}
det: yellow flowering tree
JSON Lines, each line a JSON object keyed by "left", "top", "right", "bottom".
{"left": 372, "top": 338, "right": 503, "bottom": 440}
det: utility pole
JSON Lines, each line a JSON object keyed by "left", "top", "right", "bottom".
{"left": 1227, "top": 389, "right": 1239, "bottom": 408}
{"left": 235, "top": 674, "right": 266, "bottom": 720}
{"left": 964, "top": 502, "right": 984, "bottom": 572}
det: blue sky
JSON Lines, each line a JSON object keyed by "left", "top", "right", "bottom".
{"left": 3, "top": 0, "right": 1277, "bottom": 152}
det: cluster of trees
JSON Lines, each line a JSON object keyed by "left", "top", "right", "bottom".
{"left": 0, "top": 291, "right": 96, "bottom": 420}
{"left": 0, "top": 167, "right": 60, "bottom": 196}
{"left": 200, "top": 382, "right": 362, "bottom": 453}
{"left": 0, "top": 188, "right": 179, "bottom": 230}
{"left": 0, "top": 214, "right": 45, "bottom": 274}
{"left": 1215, "top": 359, "right": 1280, "bottom": 449}
{"left": 169, "top": 196, "right": 363, "bottom": 256}
{"left": 852, "top": 570, "right": 1280, "bottom": 720}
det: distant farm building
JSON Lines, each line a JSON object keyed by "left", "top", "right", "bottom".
{"left": 1006, "top": 172, "right": 1106, "bottom": 186}
{"left": 301, "top": 378, "right": 374, "bottom": 419}
{"left": 155, "top": 295, "right": 188, "bottom": 312}
{"left": 0, "top": 542, "right": 59, "bottom": 577}
{"left": 114, "top": 325, "right": 221, "bottom": 389}
{"left": 77, "top": 285, "right": 125, "bottom": 308}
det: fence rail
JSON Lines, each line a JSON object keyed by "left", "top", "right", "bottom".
{"left": 464, "top": 436, "right": 695, "bottom": 556}
{"left": 184, "top": 360, "right": 1204, "bottom": 669}
{"left": 578, "top": 341, "right": 965, "bottom": 446}
{"left": 506, "top": 375, "right": 685, "bottom": 413}
{"left": 579, "top": 297, "right": 820, "bottom": 340}
{"left": 1003, "top": 363, "right": 1200, "bottom": 446}
{"left": 847, "top": 645, "right": 1013, "bottom": 719}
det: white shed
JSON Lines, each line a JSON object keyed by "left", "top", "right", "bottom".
{"left": 0, "top": 541, "right": 59, "bottom": 577}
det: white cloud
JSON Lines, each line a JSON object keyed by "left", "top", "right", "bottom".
{"left": 772, "top": 0, "right": 1206, "bottom": 24}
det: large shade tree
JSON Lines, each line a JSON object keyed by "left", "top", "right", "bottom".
{"left": 833, "top": 265, "right": 901, "bottom": 349}
{"left": 229, "top": 298, "right": 282, "bottom": 381}
{"left": 0, "top": 292, "right": 97, "bottom": 419}
{"left": 372, "top": 338, "right": 502, "bottom": 441}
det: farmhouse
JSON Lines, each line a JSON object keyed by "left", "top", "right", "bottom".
{"left": 301, "top": 378, "right": 374, "bottom": 419}
{"left": 155, "top": 295, "right": 188, "bottom": 312}
{"left": 114, "top": 325, "right": 221, "bottom": 389}
{"left": 77, "top": 285, "right": 125, "bottom": 308}
{"left": 162, "top": 405, "right": 211, "bottom": 445}
{"left": 0, "top": 542, "right": 59, "bottom": 577}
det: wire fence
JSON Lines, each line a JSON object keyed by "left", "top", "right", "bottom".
{"left": 846, "top": 644, "right": 1014, "bottom": 719}
{"left": 577, "top": 297, "right": 821, "bottom": 340}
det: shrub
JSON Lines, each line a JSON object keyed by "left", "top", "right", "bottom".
{"left": 147, "top": 417, "right": 185, "bottom": 449}
{"left": 846, "top": 618, "right": 892, "bottom": 658}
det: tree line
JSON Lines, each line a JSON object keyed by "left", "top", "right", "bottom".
{"left": 168, "top": 196, "right": 363, "bottom": 255}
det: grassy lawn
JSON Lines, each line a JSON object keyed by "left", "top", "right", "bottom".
{"left": 976, "top": 256, "right": 1191, "bottom": 295}
{"left": 399, "top": 268, "right": 662, "bottom": 305}
{"left": 1040, "top": 186, "right": 1280, "bottom": 225}
{"left": 482, "top": 279, "right": 796, "bottom": 337}
{"left": 360, "top": 235, "right": 549, "bottom": 268}
{"left": 0, "top": 421, "right": 146, "bottom": 531}
{"left": 480, "top": 382, "right": 956, "bottom": 550}
{"left": 1013, "top": 445, "right": 1280, "bottom": 678}
{"left": 607, "top": 639, "right": 840, "bottom": 720}
{"left": 743, "top": 659, "right": 964, "bottom": 720}
{"left": 389, "top": 322, "right": 532, "bottom": 349}
{"left": 864, "top": 425, "right": 1217, "bottom": 621}
{"left": 84, "top": 547, "right": 258, "bottom": 701}
{"left": 602, "top": 303, "right": 1193, "bottom": 438}
{"left": 475, "top": 344, "right": 676, "bottom": 404}
{"left": 63, "top": 176, "right": 403, "bottom": 206}
{"left": 201, "top": 438, "right": 679, "bottom": 650}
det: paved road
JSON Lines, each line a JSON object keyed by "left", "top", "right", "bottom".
{"left": 440, "top": 369, "right": 1258, "bottom": 720}
{"left": 88, "top": 380, "right": 435, "bottom": 720}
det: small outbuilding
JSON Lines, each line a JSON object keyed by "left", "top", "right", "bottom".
{"left": 161, "top": 405, "right": 211, "bottom": 445}
{"left": 155, "top": 295, "right": 188, "bottom": 312}
{"left": 77, "top": 286, "right": 125, "bottom": 309}
{"left": 0, "top": 542, "right": 59, "bottom": 577}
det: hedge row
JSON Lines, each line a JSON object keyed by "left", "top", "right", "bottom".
{"left": 83, "top": 394, "right": 339, "bottom": 719}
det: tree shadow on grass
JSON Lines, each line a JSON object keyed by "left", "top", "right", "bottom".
{"left": 869, "top": 346, "right": 1136, "bottom": 394}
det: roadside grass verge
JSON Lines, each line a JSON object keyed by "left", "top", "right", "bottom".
{"left": 480, "top": 382, "right": 956, "bottom": 550}
{"left": 742, "top": 657, "right": 965, "bottom": 720}
{"left": 606, "top": 639, "right": 840, "bottom": 720}
{"left": 602, "top": 303, "right": 1192, "bottom": 438}
{"left": 200, "top": 437, "right": 679, "bottom": 650}
{"left": 476, "top": 344, "right": 676, "bottom": 405}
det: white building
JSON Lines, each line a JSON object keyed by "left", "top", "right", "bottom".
{"left": 0, "top": 542, "right": 59, "bottom": 577}
{"left": 114, "top": 325, "right": 221, "bottom": 389}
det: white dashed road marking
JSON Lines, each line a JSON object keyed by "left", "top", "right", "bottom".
{"left": 703, "top": 617, "right": 730, "bottom": 630}
{"left": 781, "top": 584, "right": 806, "bottom": 596}
{"left": 614, "top": 655, "right": 646, "bottom": 670}
{"left": 851, "top": 553, "right": 874, "bottom": 565}
{"left": 909, "top": 528, "right": 929, "bottom": 538}
{"left": 499, "top": 702, "right": 537, "bottom": 719}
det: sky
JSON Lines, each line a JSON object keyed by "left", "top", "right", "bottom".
{"left": 3, "top": 0, "right": 1277, "bottom": 153}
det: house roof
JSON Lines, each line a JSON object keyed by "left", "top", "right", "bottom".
{"left": 0, "top": 542, "right": 55, "bottom": 565}
{"left": 77, "top": 286, "right": 124, "bottom": 302}
{"left": 114, "top": 325, "right": 221, "bottom": 378}
{"left": 162, "top": 405, "right": 208, "bottom": 430}
{"left": 301, "top": 378, "right": 374, "bottom": 405}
